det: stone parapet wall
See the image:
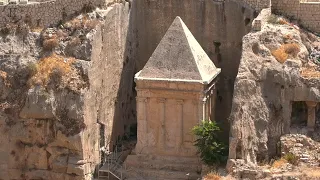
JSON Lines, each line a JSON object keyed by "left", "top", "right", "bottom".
{"left": 239, "top": 0, "right": 271, "bottom": 11}
{"left": 272, "top": 0, "right": 320, "bottom": 33}
{"left": 0, "top": 0, "right": 108, "bottom": 28}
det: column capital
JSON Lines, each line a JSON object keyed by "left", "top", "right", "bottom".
{"left": 157, "top": 98, "right": 166, "bottom": 103}
{"left": 202, "top": 97, "right": 207, "bottom": 103}
{"left": 176, "top": 99, "right": 184, "bottom": 104}
{"left": 136, "top": 97, "right": 149, "bottom": 103}
{"left": 306, "top": 101, "right": 318, "bottom": 107}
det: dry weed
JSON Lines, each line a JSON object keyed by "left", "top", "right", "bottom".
{"left": 283, "top": 34, "right": 293, "bottom": 40}
{"left": 204, "top": 172, "right": 222, "bottom": 180}
{"left": 69, "top": 37, "right": 81, "bottom": 46}
{"left": 70, "top": 19, "right": 83, "bottom": 30}
{"left": 300, "top": 67, "right": 320, "bottom": 78}
{"left": 271, "top": 158, "right": 288, "bottom": 169}
{"left": 283, "top": 44, "right": 300, "bottom": 56}
{"left": 0, "top": 70, "right": 10, "bottom": 87}
{"left": 271, "top": 43, "right": 300, "bottom": 63}
{"left": 56, "top": 29, "right": 68, "bottom": 39}
{"left": 28, "top": 53, "right": 75, "bottom": 86}
{"left": 85, "top": 19, "right": 100, "bottom": 30}
{"left": 43, "top": 38, "right": 59, "bottom": 51}
{"left": 31, "top": 27, "right": 43, "bottom": 33}
{"left": 303, "top": 168, "right": 320, "bottom": 178}
{"left": 278, "top": 18, "right": 289, "bottom": 25}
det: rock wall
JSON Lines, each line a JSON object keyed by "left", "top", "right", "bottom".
{"left": 272, "top": 0, "right": 320, "bottom": 33}
{"left": 132, "top": 0, "right": 256, "bottom": 141}
{"left": 0, "top": 0, "right": 110, "bottom": 28}
{"left": 228, "top": 11, "right": 320, "bottom": 165}
{"left": 0, "top": 2, "right": 135, "bottom": 179}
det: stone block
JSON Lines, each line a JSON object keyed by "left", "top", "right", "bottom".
{"left": 51, "top": 155, "right": 68, "bottom": 173}
{"left": 19, "top": 88, "right": 54, "bottom": 119}
{"left": 20, "top": 0, "right": 27, "bottom": 4}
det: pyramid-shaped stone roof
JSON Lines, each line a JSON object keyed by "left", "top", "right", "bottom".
{"left": 136, "top": 16, "right": 221, "bottom": 84}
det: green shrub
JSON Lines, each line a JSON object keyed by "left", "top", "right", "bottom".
{"left": 268, "top": 14, "right": 279, "bottom": 24}
{"left": 283, "top": 153, "right": 299, "bottom": 165}
{"left": 192, "top": 120, "right": 228, "bottom": 166}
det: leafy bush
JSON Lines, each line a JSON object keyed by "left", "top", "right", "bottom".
{"left": 192, "top": 120, "right": 228, "bottom": 166}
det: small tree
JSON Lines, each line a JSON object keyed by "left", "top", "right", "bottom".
{"left": 192, "top": 120, "right": 228, "bottom": 166}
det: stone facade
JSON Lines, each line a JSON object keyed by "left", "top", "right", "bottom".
{"left": 272, "top": 0, "right": 320, "bottom": 33}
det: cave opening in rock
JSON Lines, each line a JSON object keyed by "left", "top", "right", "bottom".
{"left": 291, "top": 101, "right": 308, "bottom": 127}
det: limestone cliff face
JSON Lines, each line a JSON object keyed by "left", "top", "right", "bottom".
{"left": 229, "top": 12, "right": 320, "bottom": 165}
{"left": 0, "top": 2, "right": 136, "bottom": 179}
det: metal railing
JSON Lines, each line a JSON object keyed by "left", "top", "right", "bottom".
{"left": 98, "top": 142, "right": 124, "bottom": 180}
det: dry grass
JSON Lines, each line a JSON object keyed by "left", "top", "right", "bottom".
{"left": 300, "top": 67, "right": 320, "bottom": 78}
{"left": 56, "top": 29, "right": 68, "bottom": 39}
{"left": 69, "top": 37, "right": 81, "bottom": 46}
{"left": 283, "top": 34, "right": 293, "bottom": 41}
{"left": 204, "top": 172, "right": 222, "bottom": 180}
{"left": 303, "top": 168, "right": 320, "bottom": 178}
{"left": 271, "top": 158, "right": 288, "bottom": 169}
{"left": 68, "top": 16, "right": 100, "bottom": 31}
{"left": 28, "top": 53, "right": 75, "bottom": 86}
{"left": 85, "top": 19, "right": 100, "bottom": 30}
{"left": 278, "top": 18, "right": 289, "bottom": 25}
{"left": 43, "top": 38, "right": 59, "bottom": 51}
{"left": 271, "top": 43, "right": 300, "bottom": 63}
{"left": 0, "top": 70, "right": 10, "bottom": 87}
{"left": 70, "top": 18, "right": 82, "bottom": 30}
{"left": 31, "top": 27, "right": 43, "bottom": 33}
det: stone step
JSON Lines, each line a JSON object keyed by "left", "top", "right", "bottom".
{"left": 124, "top": 167, "right": 201, "bottom": 180}
{"left": 125, "top": 155, "right": 201, "bottom": 172}
{"left": 127, "top": 154, "right": 201, "bottom": 164}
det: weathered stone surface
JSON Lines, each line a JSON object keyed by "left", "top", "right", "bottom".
{"left": 19, "top": 88, "right": 54, "bottom": 119}
{"left": 228, "top": 11, "right": 320, "bottom": 165}
{"left": 138, "top": 16, "right": 220, "bottom": 82}
{"left": 0, "top": 2, "right": 132, "bottom": 179}
{"left": 51, "top": 155, "right": 68, "bottom": 173}
{"left": 25, "top": 146, "right": 48, "bottom": 170}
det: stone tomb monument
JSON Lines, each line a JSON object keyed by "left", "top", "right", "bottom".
{"left": 124, "top": 17, "right": 221, "bottom": 179}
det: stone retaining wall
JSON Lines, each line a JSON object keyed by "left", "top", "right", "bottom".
{"left": 0, "top": 0, "right": 108, "bottom": 28}
{"left": 272, "top": 0, "right": 320, "bottom": 33}
{"left": 241, "top": 0, "right": 271, "bottom": 11}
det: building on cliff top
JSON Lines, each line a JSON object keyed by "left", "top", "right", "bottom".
{"left": 123, "top": 16, "right": 221, "bottom": 179}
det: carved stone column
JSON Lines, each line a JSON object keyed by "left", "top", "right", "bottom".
{"left": 306, "top": 101, "right": 318, "bottom": 130}
{"left": 136, "top": 97, "right": 148, "bottom": 152}
{"left": 176, "top": 99, "right": 184, "bottom": 153}
{"left": 202, "top": 97, "right": 207, "bottom": 121}
{"left": 157, "top": 98, "right": 166, "bottom": 151}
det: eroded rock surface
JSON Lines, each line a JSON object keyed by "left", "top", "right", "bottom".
{"left": 0, "top": 2, "right": 136, "bottom": 179}
{"left": 228, "top": 8, "right": 320, "bottom": 170}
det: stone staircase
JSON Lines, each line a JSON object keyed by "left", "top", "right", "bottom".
{"left": 123, "top": 154, "right": 202, "bottom": 180}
